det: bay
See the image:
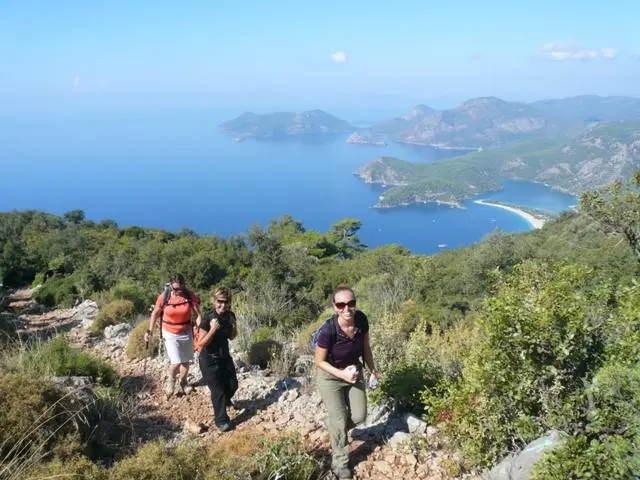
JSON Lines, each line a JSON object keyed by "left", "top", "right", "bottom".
{"left": 0, "top": 107, "right": 576, "bottom": 255}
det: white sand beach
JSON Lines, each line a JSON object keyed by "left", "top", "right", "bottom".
{"left": 473, "top": 200, "right": 546, "bottom": 229}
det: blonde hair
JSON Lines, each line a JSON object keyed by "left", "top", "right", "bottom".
{"left": 212, "top": 286, "right": 232, "bottom": 300}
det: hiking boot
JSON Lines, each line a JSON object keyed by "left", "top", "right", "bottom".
{"left": 217, "top": 422, "right": 234, "bottom": 433}
{"left": 164, "top": 376, "right": 176, "bottom": 399}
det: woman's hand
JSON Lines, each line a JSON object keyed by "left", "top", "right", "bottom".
{"left": 342, "top": 365, "right": 358, "bottom": 384}
{"left": 368, "top": 371, "right": 379, "bottom": 389}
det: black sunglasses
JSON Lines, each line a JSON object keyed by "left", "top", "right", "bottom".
{"left": 334, "top": 299, "right": 356, "bottom": 310}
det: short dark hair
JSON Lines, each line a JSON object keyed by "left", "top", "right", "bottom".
{"left": 333, "top": 284, "right": 355, "bottom": 303}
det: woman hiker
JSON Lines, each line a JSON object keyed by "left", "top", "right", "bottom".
{"left": 197, "top": 286, "right": 239, "bottom": 432}
{"left": 315, "top": 285, "right": 379, "bottom": 480}
{"left": 144, "top": 273, "right": 202, "bottom": 398}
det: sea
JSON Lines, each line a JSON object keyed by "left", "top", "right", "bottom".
{"left": 0, "top": 106, "right": 576, "bottom": 255}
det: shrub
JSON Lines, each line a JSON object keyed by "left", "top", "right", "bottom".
{"left": 109, "top": 279, "right": 152, "bottom": 313}
{"left": 430, "top": 261, "right": 611, "bottom": 468}
{"left": 532, "top": 362, "right": 640, "bottom": 479}
{"left": 0, "top": 312, "right": 18, "bottom": 345}
{"left": 90, "top": 299, "right": 136, "bottom": 336}
{"left": 253, "top": 434, "right": 323, "bottom": 480}
{"left": 125, "top": 319, "right": 160, "bottom": 360}
{"left": 0, "top": 372, "right": 80, "bottom": 478}
{"left": 252, "top": 326, "right": 274, "bottom": 343}
{"left": 33, "top": 275, "right": 80, "bottom": 308}
{"left": 30, "top": 336, "right": 119, "bottom": 386}
{"left": 108, "top": 440, "right": 205, "bottom": 480}
{"left": 249, "top": 339, "right": 283, "bottom": 369}
{"left": 372, "top": 360, "right": 442, "bottom": 413}
{"left": 24, "top": 455, "right": 105, "bottom": 480}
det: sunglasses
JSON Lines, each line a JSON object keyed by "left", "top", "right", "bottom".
{"left": 215, "top": 298, "right": 230, "bottom": 304}
{"left": 334, "top": 300, "right": 356, "bottom": 310}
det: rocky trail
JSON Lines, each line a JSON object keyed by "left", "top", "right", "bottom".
{"left": 6, "top": 288, "right": 466, "bottom": 480}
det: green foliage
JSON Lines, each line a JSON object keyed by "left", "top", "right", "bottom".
{"left": 24, "top": 455, "right": 106, "bottom": 480}
{"left": 372, "top": 360, "right": 442, "bottom": 413}
{"left": 581, "top": 170, "right": 640, "bottom": 259}
{"left": 430, "top": 261, "right": 611, "bottom": 467}
{"left": 109, "top": 279, "right": 152, "bottom": 313}
{"left": 531, "top": 436, "right": 640, "bottom": 480}
{"left": 252, "top": 326, "right": 274, "bottom": 343}
{"left": 0, "top": 372, "right": 79, "bottom": 473}
{"left": 91, "top": 299, "right": 136, "bottom": 336}
{"left": 108, "top": 440, "right": 206, "bottom": 480}
{"left": 253, "top": 434, "right": 323, "bottom": 480}
{"left": 30, "top": 337, "right": 119, "bottom": 386}
{"left": 33, "top": 274, "right": 80, "bottom": 307}
{"left": 125, "top": 320, "right": 159, "bottom": 360}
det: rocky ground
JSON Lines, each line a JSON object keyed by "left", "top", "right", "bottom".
{"left": 7, "top": 289, "right": 472, "bottom": 480}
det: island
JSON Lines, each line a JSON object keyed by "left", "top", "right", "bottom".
{"left": 220, "top": 109, "right": 352, "bottom": 141}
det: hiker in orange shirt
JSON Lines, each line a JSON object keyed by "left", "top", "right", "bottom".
{"left": 144, "top": 273, "right": 202, "bottom": 398}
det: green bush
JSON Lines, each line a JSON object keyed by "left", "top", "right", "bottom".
{"left": 31, "top": 336, "right": 119, "bottom": 386}
{"left": 249, "top": 339, "right": 283, "bottom": 369}
{"left": 0, "top": 372, "right": 80, "bottom": 475}
{"left": 532, "top": 362, "right": 640, "bottom": 479}
{"left": 0, "top": 313, "right": 18, "bottom": 345}
{"left": 33, "top": 275, "right": 80, "bottom": 308}
{"left": 91, "top": 299, "right": 136, "bottom": 336}
{"left": 125, "top": 320, "right": 159, "bottom": 360}
{"left": 430, "top": 261, "right": 611, "bottom": 468}
{"left": 372, "top": 360, "right": 442, "bottom": 413}
{"left": 108, "top": 441, "right": 205, "bottom": 480}
{"left": 252, "top": 326, "right": 274, "bottom": 343}
{"left": 253, "top": 434, "right": 323, "bottom": 480}
{"left": 24, "top": 455, "right": 106, "bottom": 480}
{"left": 109, "top": 279, "right": 152, "bottom": 313}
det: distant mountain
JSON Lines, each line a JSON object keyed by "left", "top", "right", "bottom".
{"left": 368, "top": 104, "right": 438, "bottom": 136}
{"left": 531, "top": 95, "right": 640, "bottom": 123}
{"left": 220, "top": 110, "right": 352, "bottom": 140}
{"left": 375, "top": 97, "right": 566, "bottom": 149}
{"left": 356, "top": 120, "right": 640, "bottom": 207}
{"left": 367, "top": 95, "right": 640, "bottom": 149}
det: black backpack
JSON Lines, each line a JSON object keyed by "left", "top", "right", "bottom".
{"left": 311, "top": 310, "right": 368, "bottom": 352}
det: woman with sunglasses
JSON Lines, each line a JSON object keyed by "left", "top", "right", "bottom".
{"left": 315, "top": 285, "right": 379, "bottom": 480}
{"left": 197, "top": 286, "right": 239, "bottom": 432}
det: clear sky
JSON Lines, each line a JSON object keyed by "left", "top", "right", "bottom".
{"left": 1, "top": 0, "right": 639, "bottom": 111}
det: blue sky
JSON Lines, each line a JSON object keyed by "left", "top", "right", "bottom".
{"left": 1, "top": 0, "right": 639, "bottom": 111}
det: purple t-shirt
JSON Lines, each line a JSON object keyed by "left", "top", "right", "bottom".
{"left": 316, "top": 312, "right": 369, "bottom": 369}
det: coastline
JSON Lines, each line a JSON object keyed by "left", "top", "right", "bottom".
{"left": 473, "top": 200, "right": 546, "bottom": 229}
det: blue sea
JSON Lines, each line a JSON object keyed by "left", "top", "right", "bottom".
{"left": 0, "top": 106, "right": 576, "bottom": 255}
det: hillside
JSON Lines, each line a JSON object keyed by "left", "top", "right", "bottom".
{"left": 356, "top": 121, "right": 640, "bottom": 207}
{"left": 1, "top": 177, "right": 639, "bottom": 479}
{"left": 364, "top": 94, "right": 640, "bottom": 149}
{"left": 531, "top": 95, "right": 640, "bottom": 123}
{"left": 220, "top": 109, "right": 352, "bottom": 140}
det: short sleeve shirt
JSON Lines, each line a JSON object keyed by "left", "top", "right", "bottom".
{"left": 156, "top": 290, "right": 199, "bottom": 334}
{"left": 316, "top": 311, "right": 369, "bottom": 369}
{"left": 199, "top": 310, "right": 236, "bottom": 359}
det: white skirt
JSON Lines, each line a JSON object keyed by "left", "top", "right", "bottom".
{"left": 163, "top": 330, "right": 194, "bottom": 364}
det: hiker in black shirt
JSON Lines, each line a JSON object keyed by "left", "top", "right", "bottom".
{"left": 197, "top": 286, "right": 238, "bottom": 432}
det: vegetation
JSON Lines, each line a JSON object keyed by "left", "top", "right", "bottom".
{"left": 2, "top": 171, "right": 640, "bottom": 477}
{"left": 357, "top": 121, "right": 640, "bottom": 208}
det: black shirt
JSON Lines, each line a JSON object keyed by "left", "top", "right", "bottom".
{"left": 200, "top": 310, "right": 236, "bottom": 359}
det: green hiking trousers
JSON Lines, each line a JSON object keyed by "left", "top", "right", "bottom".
{"left": 316, "top": 368, "right": 367, "bottom": 472}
